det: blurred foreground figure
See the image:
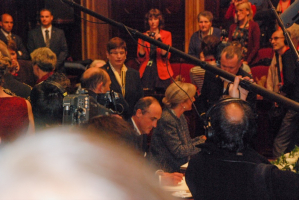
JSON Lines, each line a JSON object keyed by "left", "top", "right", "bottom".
{"left": 0, "top": 128, "right": 172, "bottom": 200}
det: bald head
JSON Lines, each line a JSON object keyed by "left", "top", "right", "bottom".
{"left": 81, "top": 67, "right": 111, "bottom": 93}
{"left": 224, "top": 103, "right": 244, "bottom": 125}
{"left": 0, "top": 14, "right": 13, "bottom": 33}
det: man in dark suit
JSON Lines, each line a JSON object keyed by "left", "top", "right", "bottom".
{"left": 102, "top": 37, "right": 144, "bottom": 119}
{"left": 129, "top": 96, "right": 162, "bottom": 155}
{"left": 197, "top": 45, "right": 256, "bottom": 115}
{"left": 27, "top": 9, "right": 68, "bottom": 71}
{"left": 0, "top": 14, "right": 29, "bottom": 60}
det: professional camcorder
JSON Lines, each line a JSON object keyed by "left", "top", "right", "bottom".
{"left": 62, "top": 88, "right": 110, "bottom": 125}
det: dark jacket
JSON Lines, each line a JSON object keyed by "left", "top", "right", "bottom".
{"left": 0, "top": 30, "right": 29, "bottom": 60}
{"left": 101, "top": 63, "right": 144, "bottom": 119}
{"left": 197, "top": 68, "right": 256, "bottom": 114}
{"left": 186, "top": 143, "right": 299, "bottom": 200}
{"left": 27, "top": 26, "right": 68, "bottom": 70}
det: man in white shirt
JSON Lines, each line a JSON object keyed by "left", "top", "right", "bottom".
{"left": 27, "top": 9, "right": 68, "bottom": 71}
{"left": 0, "top": 13, "right": 29, "bottom": 60}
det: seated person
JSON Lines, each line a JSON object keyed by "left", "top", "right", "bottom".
{"left": 30, "top": 73, "right": 70, "bottom": 130}
{"left": 0, "top": 41, "right": 34, "bottom": 142}
{"left": 150, "top": 81, "right": 206, "bottom": 173}
{"left": 80, "top": 67, "right": 128, "bottom": 117}
{"left": 190, "top": 35, "right": 222, "bottom": 93}
{"left": 188, "top": 11, "right": 221, "bottom": 58}
{"left": 1, "top": 40, "right": 31, "bottom": 99}
{"left": 186, "top": 97, "right": 299, "bottom": 200}
{"left": 7, "top": 40, "right": 36, "bottom": 87}
{"left": 30, "top": 47, "right": 57, "bottom": 84}
{"left": 88, "top": 114, "right": 183, "bottom": 186}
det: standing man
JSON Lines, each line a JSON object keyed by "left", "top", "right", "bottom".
{"left": 0, "top": 14, "right": 29, "bottom": 60}
{"left": 267, "top": 29, "right": 299, "bottom": 158}
{"left": 27, "top": 9, "right": 68, "bottom": 71}
{"left": 102, "top": 37, "right": 143, "bottom": 119}
{"left": 197, "top": 45, "right": 256, "bottom": 114}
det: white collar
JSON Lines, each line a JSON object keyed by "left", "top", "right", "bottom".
{"left": 1, "top": 29, "right": 10, "bottom": 37}
{"left": 41, "top": 25, "right": 52, "bottom": 32}
{"left": 131, "top": 117, "right": 141, "bottom": 135}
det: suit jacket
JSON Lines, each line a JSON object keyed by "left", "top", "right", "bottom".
{"left": 102, "top": 63, "right": 144, "bottom": 119}
{"left": 0, "top": 30, "right": 29, "bottom": 60}
{"left": 150, "top": 108, "right": 202, "bottom": 172}
{"left": 197, "top": 68, "right": 256, "bottom": 114}
{"left": 27, "top": 26, "right": 68, "bottom": 70}
{"left": 137, "top": 29, "right": 173, "bottom": 80}
{"left": 127, "top": 118, "right": 148, "bottom": 155}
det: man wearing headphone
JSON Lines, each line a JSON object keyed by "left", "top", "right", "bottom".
{"left": 266, "top": 29, "right": 299, "bottom": 158}
{"left": 186, "top": 97, "right": 299, "bottom": 200}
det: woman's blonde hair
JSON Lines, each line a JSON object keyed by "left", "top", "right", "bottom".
{"left": 0, "top": 41, "right": 11, "bottom": 86}
{"left": 236, "top": 2, "right": 253, "bottom": 21}
{"left": 162, "top": 81, "right": 196, "bottom": 108}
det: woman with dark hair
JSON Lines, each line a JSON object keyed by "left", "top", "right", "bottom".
{"left": 30, "top": 73, "right": 70, "bottom": 130}
{"left": 137, "top": 8, "right": 173, "bottom": 93}
{"left": 150, "top": 81, "right": 206, "bottom": 172}
{"left": 0, "top": 41, "right": 34, "bottom": 142}
{"left": 228, "top": 2, "right": 260, "bottom": 65}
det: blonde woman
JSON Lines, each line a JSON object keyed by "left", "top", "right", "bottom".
{"left": 150, "top": 81, "right": 206, "bottom": 172}
{"left": 0, "top": 41, "right": 34, "bottom": 142}
{"left": 228, "top": 2, "right": 260, "bottom": 65}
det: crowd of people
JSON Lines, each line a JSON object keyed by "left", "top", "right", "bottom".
{"left": 0, "top": 1, "right": 299, "bottom": 199}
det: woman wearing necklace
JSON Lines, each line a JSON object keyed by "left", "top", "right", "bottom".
{"left": 188, "top": 11, "right": 221, "bottom": 59}
{"left": 228, "top": 2, "right": 260, "bottom": 66}
{"left": 137, "top": 8, "right": 173, "bottom": 94}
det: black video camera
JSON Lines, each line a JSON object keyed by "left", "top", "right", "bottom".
{"left": 62, "top": 88, "right": 111, "bottom": 125}
{"left": 97, "top": 90, "right": 124, "bottom": 115}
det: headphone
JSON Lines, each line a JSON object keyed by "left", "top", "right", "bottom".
{"left": 204, "top": 98, "right": 253, "bottom": 140}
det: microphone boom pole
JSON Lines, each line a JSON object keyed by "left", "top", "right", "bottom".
{"left": 62, "top": 0, "right": 299, "bottom": 112}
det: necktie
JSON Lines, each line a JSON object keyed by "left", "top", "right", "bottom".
{"left": 45, "top": 30, "right": 50, "bottom": 47}
{"left": 7, "top": 34, "right": 11, "bottom": 41}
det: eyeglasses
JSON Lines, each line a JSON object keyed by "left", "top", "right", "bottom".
{"left": 269, "top": 37, "right": 285, "bottom": 42}
{"left": 109, "top": 51, "right": 126, "bottom": 56}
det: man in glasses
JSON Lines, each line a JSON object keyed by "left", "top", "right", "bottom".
{"left": 102, "top": 37, "right": 143, "bottom": 119}
{"left": 266, "top": 29, "right": 299, "bottom": 158}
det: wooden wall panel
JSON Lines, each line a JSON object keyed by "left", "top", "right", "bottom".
{"left": 81, "top": 0, "right": 109, "bottom": 60}
{"left": 185, "top": 0, "right": 205, "bottom": 54}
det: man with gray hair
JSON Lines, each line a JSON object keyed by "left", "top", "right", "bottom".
{"left": 197, "top": 45, "right": 256, "bottom": 115}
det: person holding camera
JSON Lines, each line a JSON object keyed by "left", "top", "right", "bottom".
{"left": 137, "top": 8, "right": 173, "bottom": 93}
{"left": 81, "top": 67, "right": 129, "bottom": 118}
